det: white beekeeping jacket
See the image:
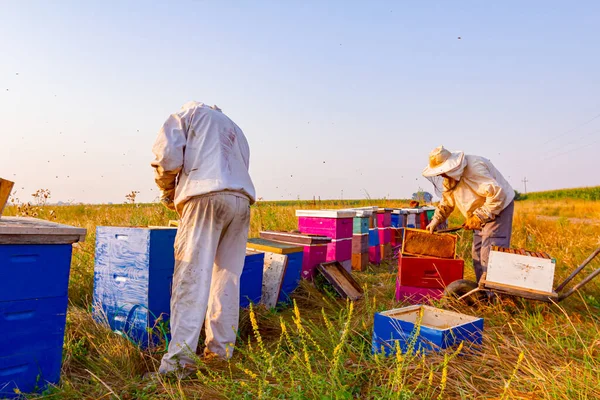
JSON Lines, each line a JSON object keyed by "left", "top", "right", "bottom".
{"left": 151, "top": 102, "right": 256, "bottom": 210}
{"left": 433, "top": 155, "right": 515, "bottom": 223}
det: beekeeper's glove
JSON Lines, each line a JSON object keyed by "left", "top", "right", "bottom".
{"left": 426, "top": 218, "right": 440, "bottom": 233}
{"left": 464, "top": 215, "right": 483, "bottom": 231}
{"left": 160, "top": 190, "right": 176, "bottom": 211}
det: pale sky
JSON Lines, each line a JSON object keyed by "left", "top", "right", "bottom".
{"left": 1, "top": 1, "right": 599, "bottom": 204}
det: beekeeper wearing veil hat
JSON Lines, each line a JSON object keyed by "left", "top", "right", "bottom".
{"left": 422, "top": 146, "right": 515, "bottom": 282}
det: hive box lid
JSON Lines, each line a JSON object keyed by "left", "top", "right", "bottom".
{"left": 0, "top": 216, "right": 87, "bottom": 244}
{"left": 351, "top": 209, "right": 374, "bottom": 217}
{"left": 487, "top": 249, "right": 556, "bottom": 294}
{"left": 296, "top": 210, "right": 356, "bottom": 218}
{"left": 405, "top": 208, "right": 421, "bottom": 214}
{"left": 247, "top": 238, "right": 304, "bottom": 254}
{"left": 259, "top": 231, "right": 331, "bottom": 245}
{"left": 391, "top": 209, "right": 408, "bottom": 215}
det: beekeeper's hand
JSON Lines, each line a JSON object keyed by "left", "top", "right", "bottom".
{"left": 426, "top": 218, "right": 440, "bottom": 233}
{"left": 160, "top": 190, "right": 176, "bottom": 211}
{"left": 464, "top": 215, "right": 483, "bottom": 231}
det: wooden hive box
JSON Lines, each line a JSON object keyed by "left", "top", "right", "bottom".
{"left": 296, "top": 210, "right": 356, "bottom": 239}
{"left": 395, "top": 284, "right": 444, "bottom": 304}
{"left": 372, "top": 305, "right": 483, "bottom": 355}
{"left": 397, "top": 253, "right": 464, "bottom": 289}
{"left": 259, "top": 231, "right": 332, "bottom": 280}
{"left": 93, "top": 227, "right": 263, "bottom": 348}
{"left": 246, "top": 238, "right": 304, "bottom": 307}
{"left": 485, "top": 247, "right": 557, "bottom": 297}
{"left": 0, "top": 217, "right": 86, "bottom": 398}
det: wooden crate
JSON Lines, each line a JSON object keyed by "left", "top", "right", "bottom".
{"left": 372, "top": 305, "right": 483, "bottom": 355}
{"left": 259, "top": 231, "right": 331, "bottom": 245}
{"left": 352, "top": 234, "right": 369, "bottom": 253}
{"left": 486, "top": 247, "right": 556, "bottom": 295}
{"left": 398, "top": 253, "right": 464, "bottom": 289}
{"left": 326, "top": 238, "right": 352, "bottom": 262}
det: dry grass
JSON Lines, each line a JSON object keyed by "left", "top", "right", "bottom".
{"left": 3, "top": 198, "right": 600, "bottom": 399}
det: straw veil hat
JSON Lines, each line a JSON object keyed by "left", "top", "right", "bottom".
{"left": 422, "top": 146, "right": 465, "bottom": 177}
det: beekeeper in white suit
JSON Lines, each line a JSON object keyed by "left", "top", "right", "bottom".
{"left": 151, "top": 101, "right": 255, "bottom": 376}
{"left": 422, "top": 146, "right": 515, "bottom": 282}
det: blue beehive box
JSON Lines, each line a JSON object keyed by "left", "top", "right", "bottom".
{"left": 372, "top": 305, "right": 483, "bottom": 356}
{"left": 93, "top": 227, "right": 177, "bottom": 348}
{"left": 240, "top": 251, "right": 264, "bottom": 307}
{"left": 0, "top": 217, "right": 86, "bottom": 398}
{"left": 93, "top": 227, "right": 263, "bottom": 347}
{"left": 368, "top": 228, "right": 379, "bottom": 247}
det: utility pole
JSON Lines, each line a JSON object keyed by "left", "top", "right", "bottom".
{"left": 522, "top": 177, "right": 529, "bottom": 194}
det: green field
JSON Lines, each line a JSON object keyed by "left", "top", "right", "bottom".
{"left": 520, "top": 186, "right": 600, "bottom": 201}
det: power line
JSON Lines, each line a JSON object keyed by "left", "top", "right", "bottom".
{"left": 545, "top": 128, "right": 600, "bottom": 156}
{"left": 541, "top": 111, "right": 600, "bottom": 146}
{"left": 542, "top": 139, "right": 599, "bottom": 161}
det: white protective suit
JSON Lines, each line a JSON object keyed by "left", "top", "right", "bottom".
{"left": 430, "top": 155, "right": 515, "bottom": 225}
{"left": 428, "top": 154, "right": 515, "bottom": 282}
{"left": 151, "top": 102, "right": 255, "bottom": 373}
{"left": 151, "top": 101, "right": 256, "bottom": 210}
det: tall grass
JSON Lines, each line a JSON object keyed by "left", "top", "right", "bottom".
{"left": 3, "top": 198, "right": 600, "bottom": 399}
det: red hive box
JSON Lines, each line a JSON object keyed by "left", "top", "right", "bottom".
{"left": 397, "top": 253, "right": 464, "bottom": 289}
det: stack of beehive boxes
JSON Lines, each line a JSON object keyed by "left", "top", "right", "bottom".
{"left": 0, "top": 217, "right": 86, "bottom": 397}
{"left": 351, "top": 209, "right": 371, "bottom": 271}
{"left": 377, "top": 208, "right": 393, "bottom": 259}
{"left": 390, "top": 209, "right": 407, "bottom": 249}
{"left": 92, "top": 226, "right": 264, "bottom": 348}
{"left": 296, "top": 210, "right": 356, "bottom": 273}
{"left": 396, "top": 229, "right": 464, "bottom": 303}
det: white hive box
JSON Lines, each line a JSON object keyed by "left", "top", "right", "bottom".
{"left": 487, "top": 248, "right": 556, "bottom": 294}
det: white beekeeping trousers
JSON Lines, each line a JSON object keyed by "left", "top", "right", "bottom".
{"left": 160, "top": 192, "right": 250, "bottom": 373}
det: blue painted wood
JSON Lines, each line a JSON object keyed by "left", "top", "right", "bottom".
{"left": 0, "top": 297, "right": 68, "bottom": 356}
{"left": 368, "top": 229, "right": 380, "bottom": 247}
{"left": 353, "top": 217, "right": 369, "bottom": 234}
{"left": 93, "top": 227, "right": 177, "bottom": 348}
{"left": 94, "top": 227, "right": 265, "bottom": 347}
{"left": 0, "top": 243, "right": 73, "bottom": 398}
{"left": 371, "top": 308, "right": 484, "bottom": 355}
{"left": 0, "top": 347, "right": 63, "bottom": 398}
{"left": 240, "top": 252, "right": 264, "bottom": 308}
{"left": 277, "top": 251, "right": 303, "bottom": 303}
{"left": 0, "top": 244, "right": 72, "bottom": 302}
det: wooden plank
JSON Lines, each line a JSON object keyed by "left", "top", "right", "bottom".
{"left": 259, "top": 231, "right": 331, "bottom": 245}
{"left": 247, "top": 238, "right": 303, "bottom": 255}
{"left": 0, "top": 178, "right": 14, "bottom": 217}
{"left": 0, "top": 216, "right": 86, "bottom": 243}
{"left": 482, "top": 280, "right": 558, "bottom": 302}
{"left": 261, "top": 253, "right": 288, "bottom": 309}
{"left": 0, "top": 234, "right": 83, "bottom": 245}
{"left": 317, "top": 261, "right": 363, "bottom": 301}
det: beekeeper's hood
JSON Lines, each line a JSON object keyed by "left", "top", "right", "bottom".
{"left": 422, "top": 146, "right": 468, "bottom": 196}
{"left": 422, "top": 146, "right": 467, "bottom": 179}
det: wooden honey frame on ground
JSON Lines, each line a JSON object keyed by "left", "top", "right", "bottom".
{"left": 317, "top": 261, "right": 363, "bottom": 301}
{"left": 0, "top": 178, "right": 14, "bottom": 217}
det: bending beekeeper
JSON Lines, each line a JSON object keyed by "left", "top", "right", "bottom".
{"left": 151, "top": 101, "right": 255, "bottom": 377}
{"left": 422, "top": 146, "right": 515, "bottom": 282}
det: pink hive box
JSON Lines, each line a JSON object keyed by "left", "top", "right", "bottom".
{"left": 326, "top": 238, "right": 352, "bottom": 262}
{"left": 376, "top": 209, "right": 392, "bottom": 228}
{"left": 378, "top": 228, "right": 391, "bottom": 245}
{"left": 369, "top": 245, "right": 382, "bottom": 264}
{"left": 395, "top": 283, "right": 444, "bottom": 304}
{"left": 301, "top": 244, "right": 328, "bottom": 280}
{"left": 296, "top": 210, "right": 356, "bottom": 240}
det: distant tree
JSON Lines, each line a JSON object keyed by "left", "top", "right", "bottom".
{"left": 412, "top": 191, "right": 433, "bottom": 203}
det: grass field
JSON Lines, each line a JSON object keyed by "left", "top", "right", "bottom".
{"left": 3, "top": 196, "right": 600, "bottom": 399}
